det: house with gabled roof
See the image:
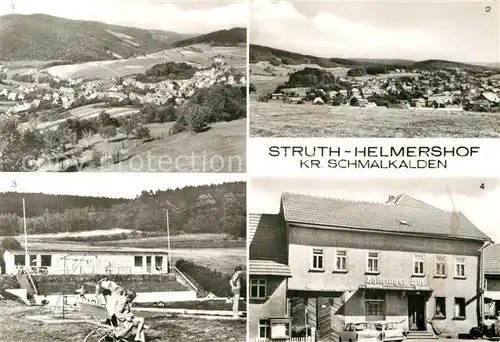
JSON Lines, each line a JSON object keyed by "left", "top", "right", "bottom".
{"left": 483, "top": 244, "right": 500, "bottom": 320}
{"left": 250, "top": 192, "right": 492, "bottom": 342}
{"left": 249, "top": 213, "right": 292, "bottom": 341}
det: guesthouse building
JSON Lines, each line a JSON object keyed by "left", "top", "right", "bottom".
{"left": 249, "top": 193, "right": 492, "bottom": 342}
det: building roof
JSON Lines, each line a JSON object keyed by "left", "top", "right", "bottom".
{"left": 386, "top": 194, "right": 439, "bottom": 210}
{"left": 281, "top": 192, "right": 490, "bottom": 241}
{"left": 249, "top": 260, "right": 291, "bottom": 277}
{"left": 7, "top": 242, "right": 169, "bottom": 255}
{"left": 249, "top": 214, "right": 288, "bottom": 264}
{"left": 480, "top": 92, "right": 500, "bottom": 103}
{"left": 484, "top": 244, "right": 500, "bottom": 275}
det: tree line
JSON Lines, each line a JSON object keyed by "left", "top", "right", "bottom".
{"left": 0, "top": 182, "right": 246, "bottom": 238}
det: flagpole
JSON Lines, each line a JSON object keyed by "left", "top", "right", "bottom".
{"left": 23, "top": 198, "right": 28, "bottom": 263}
{"left": 166, "top": 210, "right": 172, "bottom": 273}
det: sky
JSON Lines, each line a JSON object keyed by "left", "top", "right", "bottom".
{"left": 0, "top": 0, "right": 247, "bottom": 34}
{"left": 0, "top": 173, "right": 246, "bottom": 199}
{"left": 249, "top": 177, "right": 500, "bottom": 242}
{"left": 251, "top": 0, "right": 500, "bottom": 64}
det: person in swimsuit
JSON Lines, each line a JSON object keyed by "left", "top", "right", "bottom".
{"left": 230, "top": 266, "right": 243, "bottom": 318}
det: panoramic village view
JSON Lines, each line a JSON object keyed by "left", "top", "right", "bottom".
{"left": 248, "top": 177, "right": 500, "bottom": 342}
{"left": 249, "top": 0, "right": 500, "bottom": 138}
{"left": 0, "top": 1, "right": 247, "bottom": 172}
{"left": 0, "top": 174, "right": 246, "bottom": 342}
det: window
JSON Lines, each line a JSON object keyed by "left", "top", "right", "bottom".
{"left": 259, "top": 319, "right": 270, "bottom": 338}
{"left": 14, "top": 255, "right": 25, "bottom": 266}
{"left": 365, "top": 290, "right": 385, "bottom": 316}
{"left": 435, "top": 297, "right": 446, "bottom": 317}
{"left": 455, "top": 257, "right": 466, "bottom": 278}
{"left": 367, "top": 252, "right": 380, "bottom": 273}
{"left": 335, "top": 250, "right": 348, "bottom": 272}
{"left": 312, "top": 248, "right": 324, "bottom": 270}
{"left": 250, "top": 279, "right": 267, "bottom": 299}
{"left": 413, "top": 255, "right": 425, "bottom": 275}
{"left": 134, "top": 256, "right": 143, "bottom": 267}
{"left": 41, "top": 255, "right": 51, "bottom": 267}
{"left": 29, "top": 255, "right": 37, "bottom": 266}
{"left": 155, "top": 256, "right": 163, "bottom": 270}
{"left": 454, "top": 297, "right": 466, "bottom": 318}
{"left": 436, "top": 256, "right": 447, "bottom": 277}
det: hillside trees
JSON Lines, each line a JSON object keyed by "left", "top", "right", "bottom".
{"left": 0, "top": 182, "right": 246, "bottom": 238}
{"left": 100, "top": 125, "right": 118, "bottom": 142}
{"left": 145, "top": 62, "right": 196, "bottom": 80}
{"left": 281, "top": 67, "right": 337, "bottom": 88}
{"left": 0, "top": 119, "right": 44, "bottom": 171}
{"left": 174, "top": 84, "right": 246, "bottom": 133}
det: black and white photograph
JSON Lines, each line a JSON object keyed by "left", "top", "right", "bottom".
{"left": 249, "top": 0, "right": 500, "bottom": 138}
{"left": 248, "top": 177, "right": 500, "bottom": 342}
{"left": 0, "top": 0, "right": 247, "bottom": 172}
{"left": 0, "top": 173, "right": 247, "bottom": 342}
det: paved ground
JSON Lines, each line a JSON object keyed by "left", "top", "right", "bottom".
{"left": 407, "top": 340, "right": 483, "bottom": 342}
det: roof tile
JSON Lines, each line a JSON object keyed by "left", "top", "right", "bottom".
{"left": 249, "top": 260, "right": 291, "bottom": 277}
{"left": 281, "top": 192, "right": 490, "bottom": 241}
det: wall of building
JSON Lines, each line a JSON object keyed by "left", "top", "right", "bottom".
{"left": 287, "top": 226, "right": 482, "bottom": 334}
{"left": 487, "top": 277, "right": 500, "bottom": 291}
{"left": 249, "top": 275, "right": 288, "bottom": 339}
{"left": 4, "top": 251, "right": 169, "bottom": 275}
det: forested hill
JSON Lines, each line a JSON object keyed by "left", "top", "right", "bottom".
{"left": 0, "top": 14, "right": 190, "bottom": 62}
{"left": 0, "top": 182, "right": 246, "bottom": 238}
{"left": 171, "top": 27, "right": 246, "bottom": 48}
{"left": 0, "top": 192, "right": 128, "bottom": 217}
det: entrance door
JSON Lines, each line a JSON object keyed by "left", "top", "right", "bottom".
{"left": 408, "top": 295, "right": 426, "bottom": 331}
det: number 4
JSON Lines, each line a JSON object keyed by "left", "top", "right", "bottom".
{"left": 480, "top": 183, "right": 485, "bottom": 189}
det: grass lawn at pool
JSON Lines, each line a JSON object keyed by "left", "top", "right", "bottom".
{"left": 0, "top": 301, "right": 246, "bottom": 342}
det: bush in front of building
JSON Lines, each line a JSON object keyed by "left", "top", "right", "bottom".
{"left": 33, "top": 274, "right": 187, "bottom": 295}
{"left": 0, "top": 274, "right": 21, "bottom": 290}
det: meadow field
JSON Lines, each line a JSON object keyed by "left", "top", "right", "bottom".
{"left": 44, "top": 44, "right": 246, "bottom": 80}
{"left": 0, "top": 301, "right": 246, "bottom": 342}
{"left": 250, "top": 100, "right": 500, "bottom": 138}
{"left": 84, "top": 118, "right": 247, "bottom": 173}
{"left": 20, "top": 103, "right": 140, "bottom": 132}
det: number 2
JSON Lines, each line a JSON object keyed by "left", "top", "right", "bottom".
{"left": 480, "top": 183, "right": 485, "bottom": 189}
{"left": 486, "top": 6, "right": 491, "bottom": 12}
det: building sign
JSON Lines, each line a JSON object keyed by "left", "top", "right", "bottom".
{"left": 365, "top": 276, "right": 429, "bottom": 287}
{"left": 270, "top": 318, "right": 291, "bottom": 339}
